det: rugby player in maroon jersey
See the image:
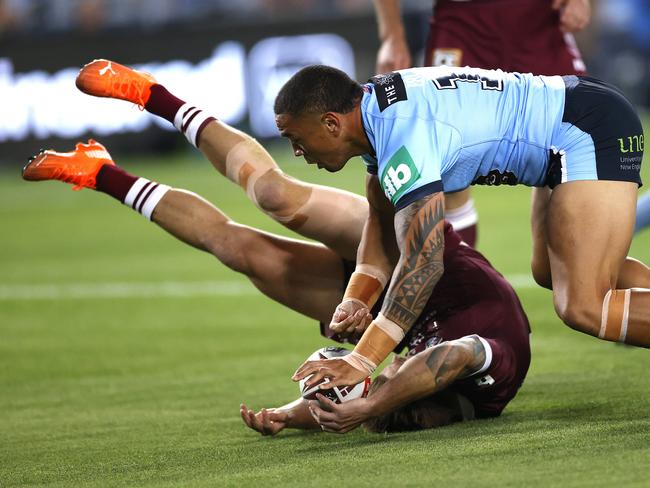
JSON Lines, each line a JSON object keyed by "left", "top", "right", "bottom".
{"left": 241, "top": 222, "right": 530, "bottom": 434}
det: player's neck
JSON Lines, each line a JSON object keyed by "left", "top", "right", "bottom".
{"left": 343, "top": 103, "right": 373, "bottom": 156}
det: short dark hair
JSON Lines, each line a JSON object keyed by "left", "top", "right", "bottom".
{"left": 274, "top": 65, "right": 363, "bottom": 116}
{"left": 363, "top": 375, "right": 469, "bottom": 433}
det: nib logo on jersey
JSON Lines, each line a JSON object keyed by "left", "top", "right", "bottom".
{"left": 381, "top": 146, "right": 420, "bottom": 204}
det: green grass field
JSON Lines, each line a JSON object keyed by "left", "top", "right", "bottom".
{"left": 2, "top": 139, "right": 650, "bottom": 487}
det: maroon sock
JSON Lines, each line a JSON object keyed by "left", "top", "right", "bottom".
{"left": 457, "top": 224, "right": 478, "bottom": 248}
{"left": 144, "top": 84, "right": 185, "bottom": 123}
{"left": 96, "top": 165, "right": 138, "bottom": 202}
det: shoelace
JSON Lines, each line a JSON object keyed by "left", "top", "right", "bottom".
{"left": 56, "top": 167, "right": 96, "bottom": 191}
{"left": 111, "top": 72, "right": 148, "bottom": 110}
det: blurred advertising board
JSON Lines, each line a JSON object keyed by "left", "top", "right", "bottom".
{"left": 0, "top": 14, "right": 381, "bottom": 162}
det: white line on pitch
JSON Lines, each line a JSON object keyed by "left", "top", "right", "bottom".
{"left": 0, "top": 274, "right": 537, "bottom": 301}
{"left": 0, "top": 281, "right": 257, "bottom": 300}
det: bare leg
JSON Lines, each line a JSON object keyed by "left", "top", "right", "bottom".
{"left": 532, "top": 185, "right": 650, "bottom": 290}
{"left": 196, "top": 121, "right": 368, "bottom": 261}
{"left": 152, "top": 189, "right": 345, "bottom": 322}
{"left": 546, "top": 180, "right": 650, "bottom": 347}
{"left": 530, "top": 186, "right": 553, "bottom": 289}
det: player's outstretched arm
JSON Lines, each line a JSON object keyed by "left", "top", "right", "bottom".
{"left": 329, "top": 174, "right": 397, "bottom": 338}
{"left": 240, "top": 398, "right": 318, "bottom": 436}
{"left": 309, "top": 336, "right": 486, "bottom": 433}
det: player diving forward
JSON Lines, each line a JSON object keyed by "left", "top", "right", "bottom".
{"left": 22, "top": 60, "right": 530, "bottom": 434}
{"left": 274, "top": 65, "right": 650, "bottom": 393}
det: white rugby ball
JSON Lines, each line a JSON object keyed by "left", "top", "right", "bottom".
{"left": 299, "top": 346, "right": 371, "bottom": 404}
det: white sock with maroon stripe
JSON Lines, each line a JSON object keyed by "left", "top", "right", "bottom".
{"left": 123, "top": 177, "right": 171, "bottom": 220}
{"left": 173, "top": 103, "right": 215, "bottom": 148}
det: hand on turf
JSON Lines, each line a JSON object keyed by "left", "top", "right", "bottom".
{"left": 292, "top": 357, "right": 369, "bottom": 389}
{"left": 329, "top": 300, "right": 373, "bottom": 339}
{"left": 308, "top": 394, "right": 371, "bottom": 434}
{"left": 552, "top": 0, "right": 591, "bottom": 32}
{"left": 240, "top": 404, "right": 288, "bottom": 436}
{"left": 376, "top": 35, "right": 412, "bottom": 74}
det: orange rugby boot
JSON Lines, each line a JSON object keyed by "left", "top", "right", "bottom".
{"left": 75, "top": 59, "right": 156, "bottom": 108}
{"left": 22, "top": 139, "right": 114, "bottom": 191}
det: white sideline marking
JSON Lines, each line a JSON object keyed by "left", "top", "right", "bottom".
{"left": 0, "top": 281, "right": 257, "bottom": 300}
{"left": 0, "top": 274, "right": 538, "bottom": 301}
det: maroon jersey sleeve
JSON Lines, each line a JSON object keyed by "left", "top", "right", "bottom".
{"left": 451, "top": 336, "right": 529, "bottom": 418}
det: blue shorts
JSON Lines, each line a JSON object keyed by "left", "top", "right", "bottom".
{"left": 546, "top": 76, "right": 644, "bottom": 189}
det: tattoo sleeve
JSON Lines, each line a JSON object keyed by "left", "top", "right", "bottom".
{"left": 380, "top": 192, "right": 445, "bottom": 332}
{"left": 363, "top": 336, "right": 486, "bottom": 418}
{"left": 424, "top": 336, "right": 487, "bottom": 388}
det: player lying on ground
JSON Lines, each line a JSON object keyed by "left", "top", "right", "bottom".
{"left": 273, "top": 65, "right": 650, "bottom": 393}
{"left": 22, "top": 60, "right": 530, "bottom": 434}
{"left": 23, "top": 140, "right": 530, "bottom": 434}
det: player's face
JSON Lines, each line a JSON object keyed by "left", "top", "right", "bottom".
{"left": 275, "top": 112, "right": 350, "bottom": 172}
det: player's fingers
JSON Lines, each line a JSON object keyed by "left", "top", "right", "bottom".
{"left": 305, "top": 368, "right": 332, "bottom": 388}
{"left": 332, "top": 308, "right": 350, "bottom": 323}
{"left": 314, "top": 415, "right": 343, "bottom": 433}
{"left": 315, "top": 392, "right": 338, "bottom": 412}
{"left": 308, "top": 401, "right": 322, "bottom": 424}
{"left": 342, "top": 320, "right": 359, "bottom": 337}
{"left": 261, "top": 408, "right": 274, "bottom": 436}
{"left": 309, "top": 401, "right": 335, "bottom": 425}
{"left": 362, "top": 312, "right": 373, "bottom": 328}
{"left": 341, "top": 309, "right": 370, "bottom": 336}
{"left": 318, "top": 376, "right": 344, "bottom": 389}
{"left": 240, "top": 405, "right": 254, "bottom": 428}
{"left": 242, "top": 407, "right": 260, "bottom": 431}
{"left": 247, "top": 410, "right": 263, "bottom": 433}
{"left": 330, "top": 315, "right": 357, "bottom": 333}
{"left": 292, "top": 360, "right": 324, "bottom": 380}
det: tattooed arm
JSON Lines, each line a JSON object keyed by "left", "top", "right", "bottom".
{"left": 328, "top": 174, "right": 399, "bottom": 337}
{"left": 308, "top": 336, "right": 488, "bottom": 433}
{"left": 293, "top": 186, "right": 447, "bottom": 388}
{"left": 381, "top": 190, "right": 445, "bottom": 333}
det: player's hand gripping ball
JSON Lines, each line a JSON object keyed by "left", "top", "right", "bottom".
{"left": 299, "top": 347, "right": 371, "bottom": 403}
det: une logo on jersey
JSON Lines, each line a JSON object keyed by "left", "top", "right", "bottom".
{"left": 381, "top": 146, "right": 421, "bottom": 204}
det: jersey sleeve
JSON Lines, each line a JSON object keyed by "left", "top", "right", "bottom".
{"left": 363, "top": 74, "right": 447, "bottom": 210}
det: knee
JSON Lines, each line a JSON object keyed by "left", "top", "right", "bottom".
{"left": 252, "top": 169, "right": 298, "bottom": 215}
{"left": 553, "top": 293, "right": 603, "bottom": 337}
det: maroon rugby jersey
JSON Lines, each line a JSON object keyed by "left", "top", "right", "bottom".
{"left": 322, "top": 222, "right": 531, "bottom": 418}
{"left": 425, "top": 0, "right": 586, "bottom": 75}
{"left": 402, "top": 222, "right": 531, "bottom": 418}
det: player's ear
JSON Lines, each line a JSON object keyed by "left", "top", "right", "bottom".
{"left": 322, "top": 112, "right": 340, "bottom": 134}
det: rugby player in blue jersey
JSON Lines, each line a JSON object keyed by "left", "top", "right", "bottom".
{"left": 277, "top": 66, "right": 650, "bottom": 391}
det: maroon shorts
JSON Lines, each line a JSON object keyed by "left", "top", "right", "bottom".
{"left": 425, "top": 0, "right": 586, "bottom": 75}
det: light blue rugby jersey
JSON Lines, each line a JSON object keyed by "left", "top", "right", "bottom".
{"left": 360, "top": 66, "right": 567, "bottom": 209}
